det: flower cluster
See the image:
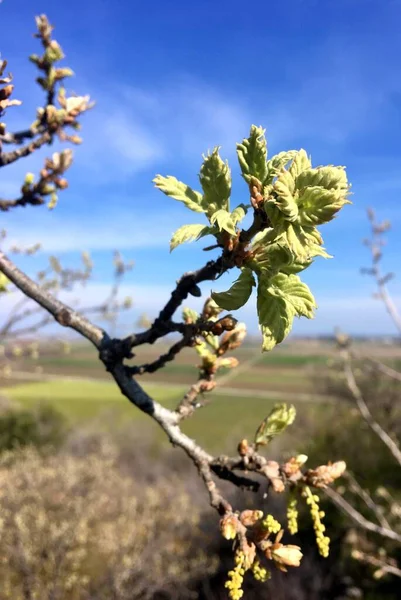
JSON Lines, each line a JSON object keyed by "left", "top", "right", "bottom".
{"left": 251, "top": 559, "right": 270, "bottom": 582}
{"left": 225, "top": 550, "right": 247, "bottom": 600}
{"left": 303, "top": 486, "right": 330, "bottom": 557}
{"left": 287, "top": 494, "right": 299, "bottom": 535}
{"left": 261, "top": 513, "right": 281, "bottom": 535}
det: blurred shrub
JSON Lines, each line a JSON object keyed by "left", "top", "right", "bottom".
{"left": 0, "top": 437, "right": 217, "bottom": 600}
{"left": 310, "top": 366, "right": 401, "bottom": 488}
{"left": 0, "top": 403, "right": 68, "bottom": 453}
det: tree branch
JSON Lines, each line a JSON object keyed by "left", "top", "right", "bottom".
{"left": 325, "top": 487, "right": 401, "bottom": 544}
{"left": 0, "top": 131, "right": 51, "bottom": 168}
{"left": 366, "top": 357, "right": 401, "bottom": 383}
{"left": 341, "top": 348, "right": 401, "bottom": 466}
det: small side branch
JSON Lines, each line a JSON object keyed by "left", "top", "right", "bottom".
{"left": 0, "top": 131, "right": 51, "bottom": 168}
{"left": 325, "top": 487, "right": 401, "bottom": 544}
{"left": 342, "top": 349, "right": 401, "bottom": 466}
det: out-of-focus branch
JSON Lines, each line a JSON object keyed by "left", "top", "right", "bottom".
{"left": 351, "top": 551, "right": 401, "bottom": 579}
{"left": 366, "top": 357, "right": 401, "bottom": 383}
{"left": 363, "top": 208, "right": 401, "bottom": 336}
{"left": 340, "top": 347, "right": 401, "bottom": 466}
{"left": 325, "top": 487, "right": 401, "bottom": 544}
{"left": 344, "top": 472, "right": 391, "bottom": 530}
{"left": 0, "top": 15, "right": 93, "bottom": 208}
{"left": 0, "top": 131, "right": 51, "bottom": 168}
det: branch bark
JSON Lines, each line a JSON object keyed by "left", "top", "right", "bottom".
{"left": 341, "top": 349, "right": 401, "bottom": 466}
{"left": 325, "top": 487, "right": 401, "bottom": 544}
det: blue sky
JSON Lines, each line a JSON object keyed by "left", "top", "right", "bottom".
{"left": 1, "top": 0, "right": 401, "bottom": 337}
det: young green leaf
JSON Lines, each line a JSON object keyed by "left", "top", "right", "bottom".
{"left": 212, "top": 268, "right": 255, "bottom": 310}
{"left": 283, "top": 223, "right": 310, "bottom": 259}
{"left": 153, "top": 175, "right": 205, "bottom": 213}
{"left": 296, "top": 166, "right": 348, "bottom": 192}
{"left": 236, "top": 125, "right": 268, "bottom": 185}
{"left": 297, "top": 186, "right": 351, "bottom": 226}
{"left": 251, "top": 242, "right": 293, "bottom": 277}
{"left": 210, "top": 208, "right": 237, "bottom": 236}
{"left": 199, "top": 147, "right": 231, "bottom": 213}
{"left": 280, "top": 258, "right": 313, "bottom": 275}
{"left": 266, "top": 150, "right": 298, "bottom": 182}
{"left": 273, "top": 170, "right": 299, "bottom": 221}
{"left": 182, "top": 307, "right": 199, "bottom": 324}
{"left": 257, "top": 275, "right": 295, "bottom": 351}
{"left": 254, "top": 403, "right": 296, "bottom": 446}
{"left": 289, "top": 149, "right": 311, "bottom": 180}
{"left": 268, "top": 273, "right": 316, "bottom": 319}
{"left": 231, "top": 203, "right": 249, "bottom": 225}
{"left": 170, "top": 224, "right": 213, "bottom": 252}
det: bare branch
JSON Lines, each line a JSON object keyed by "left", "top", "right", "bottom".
{"left": 325, "top": 487, "right": 401, "bottom": 544}
{"left": 341, "top": 348, "right": 401, "bottom": 466}
{"left": 352, "top": 551, "right": 401, "bottom": 579}
{"left": 0, "top": 251, "right": 103, "bottom": 347}
{"left": 363, "top": 208, "right": 401, "bottom": 335}
{"left": 366, "top": 357, "right": 401, "bottom": 383}
{"left": 344, "top": 472, "right": 391, "bottom": 530}
{"left": 0, "top": 131, "right": 51, "bottom": 168}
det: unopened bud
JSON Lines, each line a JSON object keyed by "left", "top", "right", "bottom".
{"left": 238, "top": 439, "right": 250, "bottom": 456}
{"left": 240, "top": 510, "right": 263, "bottom": 527}
{"left": 220, "top": 514, "right": 239, "bottom": 540}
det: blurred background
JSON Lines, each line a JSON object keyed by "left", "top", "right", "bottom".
{"left": 0, "top": 1, "right": 400, "bottom": 599}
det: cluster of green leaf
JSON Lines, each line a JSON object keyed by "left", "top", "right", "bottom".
{"left": 154, "top": 126, "right": 350, "bottom": 351}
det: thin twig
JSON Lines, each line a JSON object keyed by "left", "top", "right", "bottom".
{"left": 0, "top": 131, "right": 51, "bottom": 168}
{"left": 341, "top": 349, "right": 401, "bottom": 466}
{"left": 366, "top": 357, "right": 401, "bottom": 383}
{"left": 325, "top": 487, "right": 401, "bottom": 544}
{"left": 345, "top": 472, "right": 391, "bottom": 530}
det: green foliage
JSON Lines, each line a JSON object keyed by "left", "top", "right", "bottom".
{"left": 0, "top": 404, "right": 68, "bottom": 453}
{"left": 231, "top": 203, "right": 249, "bottom": 225}
{"left": 257, "top": 273, "right": 316, "bottom": 351}
{"left": 236, "top": 125, "right": 268, "bottom": 185}
{"left": 212, "top": 268, "right": 256, "bottom": 310}
{"left": 254, "top": 402, "right": 296, "bottom": 446}
{"left": 170, "top": 223, "right": 213, "bottom": 252}
{"left": 153, "top": 175, "right": 205, "bottom": 213}
{"left": 199, "top": 147, "right": 231, "bottom": 213}
{"left": 210, "top": 208, "right": 237, "bottom": 236}
{"left": 154, "top": 125, "right": 350, "bottom": 351}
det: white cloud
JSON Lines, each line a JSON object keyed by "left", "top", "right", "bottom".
{"left": 74, "top": 77, "right": 251, "bottom": 182}
{"left": 2, "top": 207, "right": 185, "bottom": 252}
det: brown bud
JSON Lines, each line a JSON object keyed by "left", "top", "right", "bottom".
{"left": 238, "top": 439, "right": 250, "bottom": 456}
{"left": 283, "top": 455, "right": 308, "bottom": 477}
{"left": 239, "top": 510, "right": 263, "bottom": 527}
{"left": 55, "top": 178, "right": 68, "bottom": 189}
{"left": 305, "top": 461, "right": 346, "bottom": 488}
{"left": 220, "top": 514, "right": 239, "bottom": 540}
{"left": 211, "top": 322, "right": 223, "bottom": 335}
{"left": 218, "top": 316, "right": 237, "bottom": 331}
{"left": 199, "top": 380, "right": 216, "bottom": 393}
{"left": 0, "top": 84, "right": 13, "bottom": 100}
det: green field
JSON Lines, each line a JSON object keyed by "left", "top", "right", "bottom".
{"left": 2, "top": 338, "right": 399, "bottom": 452}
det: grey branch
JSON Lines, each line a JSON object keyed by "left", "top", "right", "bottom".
{"left": 325, "top": 487, "right": 401, "bottom": 544}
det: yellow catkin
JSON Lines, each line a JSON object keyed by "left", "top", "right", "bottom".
{"left": 261, "top": 514, "right": 281, "bottom": 534}
{"left": 225, "top": 550, "right": 246, "bottom": 600}
{"left": 303, "top": 486, "right": 330, "bottom": 557}
{"left": 287, "top": 495, "right": 299, "bottom": 535}
{"left": 251, "top": 559, "right": 271, "bottom": 582}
